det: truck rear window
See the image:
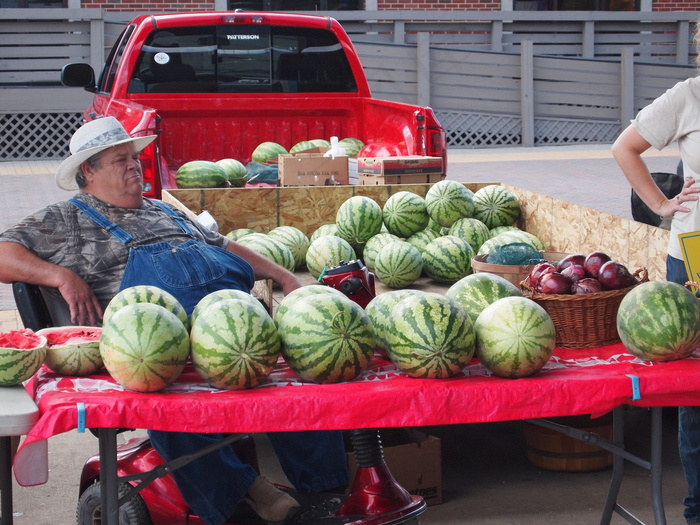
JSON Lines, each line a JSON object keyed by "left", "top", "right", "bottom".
{"left": 128, "top": 25, "right": 358, "bottom": 94}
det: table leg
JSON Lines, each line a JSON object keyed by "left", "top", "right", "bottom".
{"left": 649, "top": 407, "right": 666, "bottom": 525}
{"left": 0, "top": 436, "right": 14, "bottom": 525}
{"left": 98, "top": 428, "right": 119, "bottom": 525}
{"left": 600, "top": 406, "right": 625, "bottom": 525}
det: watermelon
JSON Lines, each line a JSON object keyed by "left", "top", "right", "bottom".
{"left": 251, "top": 141, "right": 287, "bottom": 164}
{"left": 237, "top": 233, "right": 296, "bottom": 273}
{"left": 226, "top": 228, "right": 256, "bottom": 241}
{"left": 100, "top": 303, "right": 190, "bottom": 392}
{"left": 290, "top": 140, "right": 317, "bottom": 153}
{"left": 36, "top": 326, "right": 103, "bottom": 376}
{"left": 448, "top": 217, "right": 490, "bottom": 254}
{"left": 190, "top": 298, "right": 281, "bottom": 390}
{"left": 278, "top": 293, "right": 375, "bottom": 383}
{"left": 267, "top": 226, "right": 310, "bottom": 270}
{"left": 422, "top": 235, "right": 474, "bottom": 283}
{"left": 382, "top": 191, "right": 430, "bottom": 238}
{"left": 335, "top": 196, "right": 383, "bottom": 248}
{"left": 446, "top": 272, "right": 523, "bottom": 323}
{"left": 488, "top": 225, "right": 522, "bottom": 239}
{"left": 306, "top": 232, "right": 357, "bottom": 280}
{"left": 216, "top": 158, "right": 247, "bottom": 187}
{"left": 616, "top": 281, "right": 700, "bottom": 362}
{"left": 405, "top": 229, "right": 441, "bottom": 255}
{"left": 426, "top": 218, "right": 443, "bottom": 234}
{"left": 365, "top": 289, "right": 424, "bottom": 352}
{"left": 362, "top": 232, "right": 401, "bottom": 272}
{"left": 310, "top": 223, "right": 339, "bottom": 242}
{"left": 176, "top": 160, "right": 228, "bottom": 189}
{"left": 474, "top": 296, "right": 555, "bottom": 379}
{"left": 477, "top": 231, "right": 543, "bottom": 257}
{"left": 386, "top": 293, "right": 475, "bottom": 379}
{"left": 0, "top": 329, "right": 47, "bottom": 386}
{"left": 338, "top": 137, "right": 365, "bottom": 158}
{"left": 472, "top": 185, "right": 521, "bottom": 229}
{"left": 425, "top": 180, "right": 475, "bottom": 228}
{"left": 309, "top": 139, "right": 331, "bottom": 148}
{"left": 273, "top": 285, "right": 347, "bottom": 327}
{"left": 104, "top": 285, "right": 189, "bottom": 331}
{"left": 373, "top": 241, "right": 423, "bottom": 289}
{"left": 191, "top": 289, "right": 267, "bottom": 326}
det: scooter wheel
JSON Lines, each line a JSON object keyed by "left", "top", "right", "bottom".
{"left": 76, "top": 481, "right": 152, "bottom": 525}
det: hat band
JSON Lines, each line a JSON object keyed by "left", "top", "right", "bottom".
{"left": 75, "top": 128, "right": 132, "bottom": 153}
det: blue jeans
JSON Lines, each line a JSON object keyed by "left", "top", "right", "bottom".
{"left": 148, "top": 429, "right": 348, "bottom": 525}
{"left": 667, "top": 256, "right": 700, "bottom": 523}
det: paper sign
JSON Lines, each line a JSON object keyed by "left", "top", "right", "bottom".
{"left": 678, "top": 231, "right": 700, "bottom": 288}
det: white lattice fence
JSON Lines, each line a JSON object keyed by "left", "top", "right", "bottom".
{"left": 1, "top": 113, "right": 82, "bottom": 160}
{"left": 534, "top": 118, "right": 620, "bottom": 145}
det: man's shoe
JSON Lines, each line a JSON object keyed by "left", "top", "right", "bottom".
{"left": 243, "top": 476, "right": 300, "bottom": 525}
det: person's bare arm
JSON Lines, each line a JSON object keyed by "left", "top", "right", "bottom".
{"left": 0, "top": 241, "right": 102, "bottom": 326}
{"left": 225, "top": 241, "right": 302, "bottom": 295}
{"left": 612, "top": 125, "right": 699, "bottom": 217}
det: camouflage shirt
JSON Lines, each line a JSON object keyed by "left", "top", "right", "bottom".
{"left": 0, "top": 193, "right": 226, "bottom": 308}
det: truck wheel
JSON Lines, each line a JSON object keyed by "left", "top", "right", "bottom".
{"left": 77, "top": 481, "right": 152, "bottom": 525}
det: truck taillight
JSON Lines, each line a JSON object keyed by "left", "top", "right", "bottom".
{"left": 426, "top": 126, "right": 447, "bottom": 175}
{"left": 139, "top": 143, "right": 159, "bottom": 199}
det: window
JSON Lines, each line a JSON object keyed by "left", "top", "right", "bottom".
{"left": 127, "top": 24, "right": 358, "bottom": 94}
{"left": 228, "top": 0, "right": 363, "bottom": 10}
{"left": 0, "top": 0, "right": 65, "bottom": 6}
{"left": 514, "top": 0, "right": 639, "bottom": 10}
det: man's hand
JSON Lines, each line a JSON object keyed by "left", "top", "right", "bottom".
{"left": 56, "top": 270, "right": 103, "bottom": 326}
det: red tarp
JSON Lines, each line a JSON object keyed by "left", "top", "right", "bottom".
{"left": 14, "top": 344, "right": 700, "bottom": 486}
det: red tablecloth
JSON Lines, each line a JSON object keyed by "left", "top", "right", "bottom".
{"left": 14, "top": 343, "right": 700, "bottom": 486}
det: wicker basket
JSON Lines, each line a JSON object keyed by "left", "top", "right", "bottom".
{"left": 471, "top": 251, "right": 569, "bottom": 287}
{"left": 521, "top": 268, "right": 649, "bottom": 349}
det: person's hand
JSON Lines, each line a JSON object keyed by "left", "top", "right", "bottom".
{"left": 56, "top": 270, "right": 103, "bottom": 326}
{"left": 659, "top": 178, "right": 700, "bottom": 218}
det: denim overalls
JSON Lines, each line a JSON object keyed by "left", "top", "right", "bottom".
{"left": 69, "top": 198, "right": 255, "bottom": 316}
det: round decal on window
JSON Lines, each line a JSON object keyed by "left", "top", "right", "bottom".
{"left": 154, "top": 52, "right": 170, "bottom": 65}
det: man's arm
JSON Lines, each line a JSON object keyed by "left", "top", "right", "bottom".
{"left": 225, "top": 241, "right": 302, "bottom": 295}
{"left": 0, "top": 241, "right": 103, "bottom": 326}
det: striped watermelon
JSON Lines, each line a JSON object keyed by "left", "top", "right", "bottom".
{"left": 386, "top": 293, "right": 475, "bottom": 379}
{"left": 290, "top": 140, "right": 317, "bottom": 153}
{"left": 362, "top": 232, "right": 401, "bottom": 272}
{"left": 338, "top": 137, "right": 365, "bottom": 158}
{"left": 617, "top": 281, "right": 700, "bottom": 362}
{"left": 474, "top": 296, "right": 555, "bottom": 379}
{"left": 104, "top": 285, "right": 189, "bottom": 331}
{"left": 176, "top": 160, "right": 228, "bottom": 189}
{"left": 426, "top": 218, "right": 443, "bottom": 234}
{"left": 237, "top": 233, "right": 296, "bottom": 273}
{"left": 310, "top": 223, "right": 339, "bottom": 242}
{"left": 405, "top": 229, "right": 441, "bottom": 255}
{"left": 251, "top": 141, "right": 288, "bottom": 164}
{"left": 448, "top": 217, "right": 490, "bottom": 254}
{"left": 365, "top": 289, "right": 423, "bottom": 352}
{"left": 473, "top": 185, "right": 521, "bottom": 229}
{"left": 36, "top": 326, "right": 103, "bottom": 376}
{"left": 273, "top": 285, "right": 347, "bottom": 327}
{"left": 268, "top": 226, "right": 310, "bottom": 270}
{"left": 425, "top": 180, "right": 475, "bottom": 228}
{"left": 278, "top": 293, "right": 375, "bottom": 384}
{"left": 382, "top": 191, "right": 430, "bottom": 238}
{"left": 100, "top": 303, "right": 190, "bottom": 392}
{"left": 488, "top": 225, "right": 522, "bottom": 239}
{"left": 216, "top": 158, "right": 247, "bottom": 187}
{"left": 446, "top": 273, "right": 523, "bottom": 323}
{"left": 190, "top": 298, "right": 281, "bottom": 390}
{"left": 191, "top": 289, "right": 267, "bottom": 326}
{"left": 226, "top": 228, "right": 256, "bottom": 241}
{"left": 306, "top": 232, "right": 357, "bottom": 279}
{"left": 335, "top": 196, "right": 383, "bottom": 248}
{"left": 310, "top": 139, "right": 331, "bottom": 148}
{"left": 374, "top": 241, "right": 423, "bottom": 288}
{"left": 422, "top": 235, "right": 474, "bottom": 283}
{"left": 477, "top": 231, "right": 544, "bottom": 257}
{"left": 0, "top": 329, "right": 47, "bottom": 386}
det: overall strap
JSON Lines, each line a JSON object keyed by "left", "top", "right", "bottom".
{"left": 69, "top": 198, "right": 133, "bottom": 244}
{"left": 149, "top": 199, "right": 196, "bottom": 237}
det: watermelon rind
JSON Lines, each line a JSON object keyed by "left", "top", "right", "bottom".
{"left": 336, "top": 196, "right": 383, "bottom": 248}
{"left": 616, "top": 281, "right": 700, "bottom": 362}
{"left": 386, "top": 292, "right": 475, "bottom": 379}
{"left": 226, "top": 228, "right": 256, "bottom": 241}
{"left": 104, "top": 285, "right": 190, "bottom": 331}
{"left": 191, "top": 289, "right": 267, "bottom": 326}
{"left": 190, "top": 298, "right": 281, "bottom": 390}
{"left": 382, "top": 191, "right": 430, "bottom": 238}
{"left": 176, "top": 160, "right": 228, "bottom": 189}
{"left": 362, "top": 232, "right": 401, "bottom": 272}
{"left": 100, "top": 303, "right": 190, "bottom": 392}
{"left": 473, "top": 185, "right": 521, "bottom": 229}
{"left": 290, "top": 140, "right": 318, "bottom": 154}
{"left": 309, "top": 139, "right": 331, "bottom": 148}
{"left": 251, "top": 142, "right": 288, "bottom": 164}
{"left": 448, "top": 217, "right": 490, "bottom": 254}
{"left": 474, "top": 296, "right": 555, "bottom": 379}
{"left": 338, "top": 137, "right": 365, "bottom": 158}
{"left": 366, "top": 289, "right": 424, "bottom": 352}
{"left": 310, "top": 223, "right": 339, "bottom": 243}
{"left": 305, "top": 235, "right": 357, "bottom": 280}
{"left": 36, "top": 326, "right": 103, "bottom": 376}
{"left": 373, "top": 241, "right": 423, "bottom": 289}
{"left": 405, "top": 229, "right": 441, "bottom": 255}
{"left": 477, "top": 231, "right": 544, "bottom": 257}
{"left": 278, "top": 293, "right": 375, "bottom": 384}
{"left": 273, "top": 285, "right": 347, "bottom": 328}
{"left": 425, "top": 180, "right": 475, "bottom": 228}
{"left": 268, "top": 226, "right": 311, "bottom": 270}
{"left": 216, "top": 158, "right": 248, "bottom": 187}
{"left": 0, "top": 329, "right": 47, "bottom": 386}
{"left": 446, "top": 272, "right": 523, "bottom": 323}
{"left": 422, "top": 235, "right": 474, "bottom": 283}
{"left": 237, "top": 233, "right": 296, "bottom": 273}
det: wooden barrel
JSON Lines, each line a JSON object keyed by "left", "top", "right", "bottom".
{"left": 522, "top": 414, "right": 613, "bottom": 473}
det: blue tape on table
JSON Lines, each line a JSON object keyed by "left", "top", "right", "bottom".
{"left": 76, "top": 402, "right": 86, "bottom": 433}
{"left": 626, "top": 374, "right": 641, "bottom": 401}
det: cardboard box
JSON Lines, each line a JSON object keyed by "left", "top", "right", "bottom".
{"left": 357, "top": 156, "right": 444, "bottom": 185}
{"left": 278, "top": 147, "right": 349, "bottom": 186}
{"left": 345, "top": 428, "right": 442, "bottom": 506}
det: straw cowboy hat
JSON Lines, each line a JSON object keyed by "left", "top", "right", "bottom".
{"left": 56, "top": 117, "right": 157, "bottom": 191}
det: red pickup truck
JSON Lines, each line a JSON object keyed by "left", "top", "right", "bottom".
{"left": 61, "top": 11, "right": 447, "bottom": 198}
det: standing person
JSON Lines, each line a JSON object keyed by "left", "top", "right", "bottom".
{"left": 0, "top": 117, "right": 348, "bottom": 525}
{"left": 611, "top": 18, "right": 700, "bottom": 525}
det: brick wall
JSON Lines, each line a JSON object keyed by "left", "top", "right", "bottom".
{"left": 652, "top": 0, "right": 700, "bottom": 11}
